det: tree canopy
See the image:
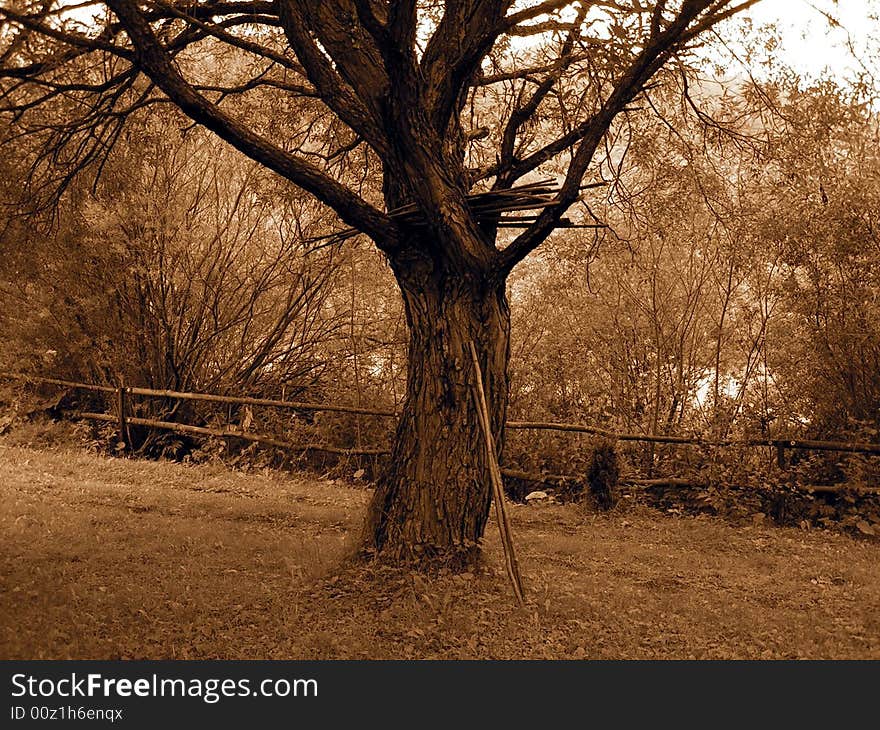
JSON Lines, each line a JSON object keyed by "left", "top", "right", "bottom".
{"left": 1, "top": 1, "right": 760, "bottom": 263}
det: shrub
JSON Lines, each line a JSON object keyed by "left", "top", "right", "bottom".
{"left": 587, "top": 439, "right": 619, "bottom": 511}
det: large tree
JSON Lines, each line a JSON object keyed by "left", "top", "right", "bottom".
{"left": 0, "top": 0, "right": 759, "bottom": 563}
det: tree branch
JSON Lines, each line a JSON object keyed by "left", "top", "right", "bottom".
{"left": 104, "top": 0, "right": 397, "bottom": 248}
{"left": 494, "top": 0, "right": 752, "bottom": 275}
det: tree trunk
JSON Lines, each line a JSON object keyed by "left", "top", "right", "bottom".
{"left": 365, "top": 262, "right": 510, "bottom": 567}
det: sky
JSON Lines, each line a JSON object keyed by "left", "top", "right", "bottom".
{"left": 737, "top": 0, "right": 878, "bottom": 81}
{"left": 54, "top": 0, "right": 879, "bottom": 88}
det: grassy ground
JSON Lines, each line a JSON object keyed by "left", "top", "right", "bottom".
{"left": 1, "top": 439, "right": 878, "bottom": 659}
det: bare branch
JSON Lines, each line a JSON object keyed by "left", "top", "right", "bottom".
{"left": 494, "top": 0, "right": 754, "bottom": 275}
{"left": 103, "top": 0, "right": 397, "bottom": 247}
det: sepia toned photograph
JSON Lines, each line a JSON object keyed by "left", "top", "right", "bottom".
{"left": 1, "top": 0, "right": 878, "bottom": 671}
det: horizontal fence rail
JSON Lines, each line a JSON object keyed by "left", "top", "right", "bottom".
{"left": 505, "top": 420, "right": 880, "bottom": 455}
{"left": 10, "top": 375, "right": 119, "bottom": 394}
{"left": 498, "top": 469, "right": 879, "bottom": 495}
{"left": 0, "top": 375, "right": 396, "bottom": 417}
{"left": 74, "top": 411, "right": 389, "bottom": 457}
{"left": 5, "top": 372, "right": 880, "bottom": 458}
{"left": 123, "top": 386, "right": 398, "bottom": 418}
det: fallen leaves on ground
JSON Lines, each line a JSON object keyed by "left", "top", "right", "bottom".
{"left": 1, "top": 441, "right": 878, "bottom": 659}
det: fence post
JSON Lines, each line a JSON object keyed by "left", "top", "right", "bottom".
{"left": 117, "top": 383, "right": 128, "bottom": 451}
{"left": 776, "top": 442, "right": 787, "bottom": 470}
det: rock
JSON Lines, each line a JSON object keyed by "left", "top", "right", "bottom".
{"left": 856, "top": 520, "right": 875, "bottom": 536}
{"left": 525, "top": 490, "right": 550, "bottom": 503}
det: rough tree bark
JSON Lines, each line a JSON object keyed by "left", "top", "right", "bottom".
{"left": 366, "top": 236, "right": 510, "bottom": 563}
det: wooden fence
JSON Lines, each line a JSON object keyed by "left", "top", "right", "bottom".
{"left": 4, "top": 375, "right": 391, "bottom": 457}
{"left": 5, "top": 373, "right": 880, "bottom": 470}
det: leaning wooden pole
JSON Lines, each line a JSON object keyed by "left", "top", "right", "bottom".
{"left": 468, "top": 341, "right": 525, "bottom": 606}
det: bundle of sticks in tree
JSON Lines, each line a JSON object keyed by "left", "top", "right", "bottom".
{"left": 308, "top": 179, "right": 608, "bottom": 248}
